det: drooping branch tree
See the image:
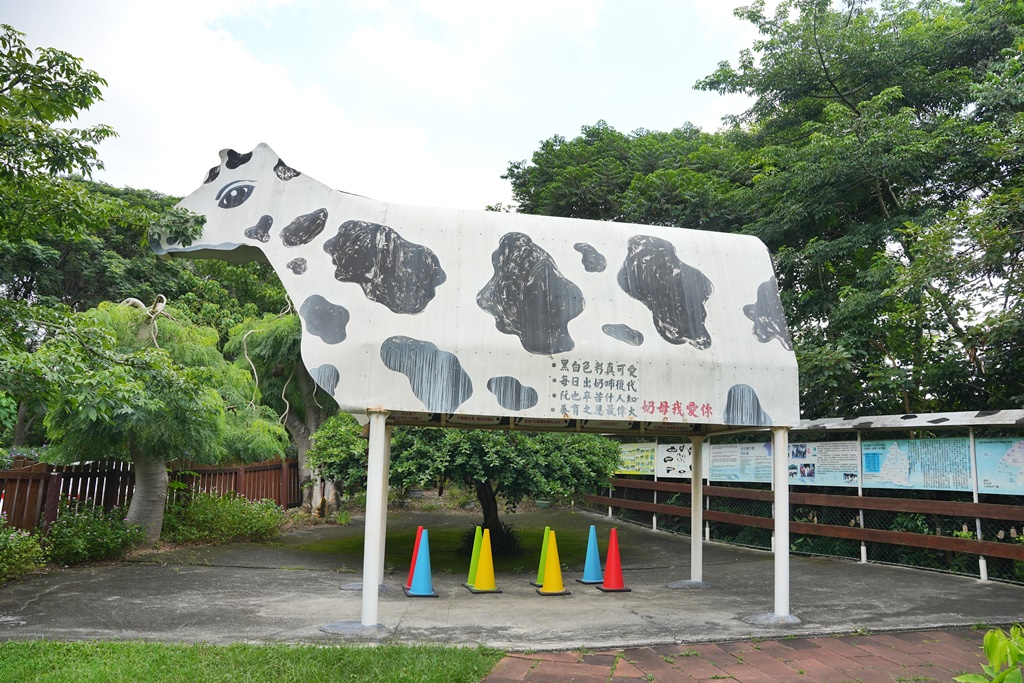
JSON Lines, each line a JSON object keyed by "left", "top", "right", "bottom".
{"left": 27, "top": 301, "right": 288, "bottom": 544}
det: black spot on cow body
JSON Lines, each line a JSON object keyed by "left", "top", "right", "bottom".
{"left": 309, "top": 364, "right": 340, "bottom": 395}
{"left": 574, "top": 242, "right": 607, "bottom": 272}
{"left": 298, "top": 295, "right": 349, "bottom": 345}
{"left": 322, "top": 220, "right": 446, "bottom": 314}
{"left": 280, "top": 208, "right": 328, "bottom": 247}
{"left": 244, "top": 215, "right": 273, "bottom": 243}
{"left": 477, "top": 232, "right": 585, "bottom": 355}
{"left": 225, "top": 149, "right": 252, "bottom": 168}
{"left": 380, "top": 336, "right": 472, "bottom": 412}
{"left": 274, "top": 158, "right": 301, "bottom": 181}
{"left": 602, "top": 324, "right": 644, "bottom": 346}
{"left": 617, "top": 235, "right": 713, "bottom": 349}
{"left": 723, "top": 384, "right": 772, "bottom": 426}
{"left": 204, "top": 166, "right": 220, "bottom": 184}
{"left": 487, "top": 376, "right": 538, "bottom": 411}
{"left": 287, "top": 258, "right": 307, "bottom": 275}
{"left": 743, "top": 278, "right": 793, "bottom": 351}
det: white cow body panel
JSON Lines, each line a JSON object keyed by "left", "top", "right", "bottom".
{"left": 155, "top": 143, "right": 800, "bottom": 429}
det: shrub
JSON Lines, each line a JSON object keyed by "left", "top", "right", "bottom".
{"left": 43, "top": 500, "right": 145, "bottom": 566}
{"left": 162, "top": 491, "right": 283, "bottom": 545}
{"left": 0, "top": 516, "right": 44, "bottom": 584}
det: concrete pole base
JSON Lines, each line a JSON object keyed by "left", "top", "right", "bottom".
{"left": 741, "top": 613, "right": 802, "bottom": 626}
{"left": 320, "top": 621, "right": 386, "bottom": 635}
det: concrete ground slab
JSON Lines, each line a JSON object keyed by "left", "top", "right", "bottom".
{"left": 0, "top": 509, "right": 1021, "bottom": 651}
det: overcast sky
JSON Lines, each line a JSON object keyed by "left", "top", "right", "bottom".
{"left": 4, "top": 0, "right": 767, "bottom": 210}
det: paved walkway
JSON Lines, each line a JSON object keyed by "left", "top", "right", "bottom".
{"left": 0, "top": 508, "right": 1017, "bottom": 682}
{"left": 484, "top": 629, "right": 988, "bottom": 682}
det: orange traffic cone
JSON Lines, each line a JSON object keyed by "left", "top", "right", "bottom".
{"left": 536, "top": 529, "right": 570, "bottom": 596}
{"left": 467, "top": 528, "right": 502, "bottom": 593}
{"left": 597, "top": 527, "right": 630, "bottom": 592}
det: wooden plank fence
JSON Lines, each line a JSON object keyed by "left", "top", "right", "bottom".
{"left": 586, "top": 478, "right": 1024, "bottom": 563}
{"left": 0, "top": 457, "right": 301, "bottom": 532}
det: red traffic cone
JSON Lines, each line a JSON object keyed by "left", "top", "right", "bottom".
{"left": 597, "top": 527, "right": 631, "bottom": 592}
{"left": 406, "top": 525, "right": 424, "bottom": 589}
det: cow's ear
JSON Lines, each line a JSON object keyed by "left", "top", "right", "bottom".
{"left": 225, "top": 149, "right": 253, "bottom": 169}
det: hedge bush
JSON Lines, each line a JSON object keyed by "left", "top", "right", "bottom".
{"left": 44, "top": 501, "right": 146, "bottom": 566}
{"left": 162, "top": 491, "right": 283, "bottom": 545}
{"left": 0, "top": 516, "right": 44, "bottom": 584}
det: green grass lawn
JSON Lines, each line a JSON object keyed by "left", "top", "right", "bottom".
{"left": 0, "top": 641, "right": 504, "bottom": 683}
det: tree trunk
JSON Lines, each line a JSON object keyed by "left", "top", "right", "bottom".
{"left": 12, "top": 402, "right": 32, "bottom": 446}
{"left": 475, "top": 480, "right": 501, "bottom": 534}
{"left": 283, "top": 361, "right": 337, "bottom": 515}
{"left": 126, "top": 451, "right": 169, "bottom": 546}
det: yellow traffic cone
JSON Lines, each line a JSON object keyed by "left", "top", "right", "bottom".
{"left": 536, "top": 529, "right": 571, "bottom": 596}
{"left": 467, "top": 528, "right": 502, "bottom": 593}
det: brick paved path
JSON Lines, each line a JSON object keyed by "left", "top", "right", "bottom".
{"left": 483, "top": 628, "right": 987, "bottom": 682}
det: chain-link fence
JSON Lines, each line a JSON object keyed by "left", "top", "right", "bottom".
{"left": 582, "top": 479, "right": 1024, "bottom": 584}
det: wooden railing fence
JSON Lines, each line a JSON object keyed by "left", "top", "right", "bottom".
{"left": 586, "top": 478, "right": 1024, "bottom": 563}
{"left": 0, "top": 457, "right": 301, "bottom": 532}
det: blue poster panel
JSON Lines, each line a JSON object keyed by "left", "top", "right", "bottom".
{"left": 861, "top": 438, "right": 972, "bottom": 491}
{"left": 976, "top": 438, "right": 1024, "bottom": 495}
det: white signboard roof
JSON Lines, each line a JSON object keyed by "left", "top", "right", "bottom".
{"left": 155, "top": 144, "right": 801, "bottom": 431}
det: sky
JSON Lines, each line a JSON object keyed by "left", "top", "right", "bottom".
{"left": 3, "top": 0, "right": 768, "bottom": 210}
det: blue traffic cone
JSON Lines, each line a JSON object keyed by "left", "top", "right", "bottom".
{"left": 577, "top": 524, "right": 603, "bottom": 584}
{"left": 404, "top": 528, "right": 439, "bottom": 597}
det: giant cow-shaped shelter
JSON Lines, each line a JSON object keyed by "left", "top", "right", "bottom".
{"left": 153, "top": 143, "right": 802, "bottom": 628}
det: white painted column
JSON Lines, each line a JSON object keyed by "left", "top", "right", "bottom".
{"left": 377, "top": 426, "right": 393, "bottom": 585}
{"left": 690, "top": 436, "right": 705, "bottom": 583}
{"left": 652, "top": 465, "right": 659, "bottom": 532}
{"left": 772, "top": 427, "right": 791, "bottom": 617}
{"left": 361, "top": 410, "right": 389, "bottom": 626}
{"left": 969, "top": 427, "right": 988, "bottom": 582}
{"left": 857, "top": 430, "right": 867, "bottom": 564}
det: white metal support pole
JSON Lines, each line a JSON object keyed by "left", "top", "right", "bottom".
{"left": 361, "top": 410, "right": 389, "bottom": 627}
{"left": 690, "top": 436, "right": 705, "bottom": 583}
{"left": 857, "top": 430, "right": 867, "bottom": 564}
{"left": 652, "top": 460, "right": 659, "bottom": 532}
{"left": 772, "top": 427, "right": 791, "bottom": 617}
{"left": 377, "top": 426, "right": 393, "bottom": 585}
{"left": 969, "top": 427, "right": 988, "bottom": 582}
{"left": 705, "top": 437, "right": 711, "bottom": 542}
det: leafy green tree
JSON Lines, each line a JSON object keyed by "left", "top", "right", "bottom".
{"left": 23, "top": 302, "right": 288, "bottom": 544}
{"left": 505, "top": 120, "right": 751, "bottom": 232}
{"left": 224, "top": 313, "right": 338, "bottom": 512}
{"left": 695, "top": 0, "right": 1024, "bottom": 415}
{"left": 309, "top": 418, "right": 620, "bottom": 536}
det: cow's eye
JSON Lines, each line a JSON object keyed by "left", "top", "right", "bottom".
{"left": 218, "top": 183, "right": 254, "bottom": 209}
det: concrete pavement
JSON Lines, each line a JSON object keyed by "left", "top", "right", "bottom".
{"left": 0, "top": 508, "right": 1021, "bottom": 652}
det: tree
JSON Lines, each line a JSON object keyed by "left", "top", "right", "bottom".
{"left": 694, "top": 0, "right": 1024, "bottom": 415}
{"left": 23, "top": 301, "right": 288, "bottom": 543}
{"left": 505, "top": 120, "right": 752, "bottom": 233}
{"left": 224, "top": 313, "right": 338, "bottom": 513}
{"left": 308, "top": 417, "right": 621, "bottom": 542}
{"left": 508, "top": 1, "right": 1024, "bottom": 418}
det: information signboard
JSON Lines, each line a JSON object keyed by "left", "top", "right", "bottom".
{"left": 617, "top": 442, "right": 656, "bottom": 475}
{"left": 861, "top": 438, "right": 972, "bottom": 491}
{"left": 976, "top": 438, "right": 1024, "bottom": 495}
